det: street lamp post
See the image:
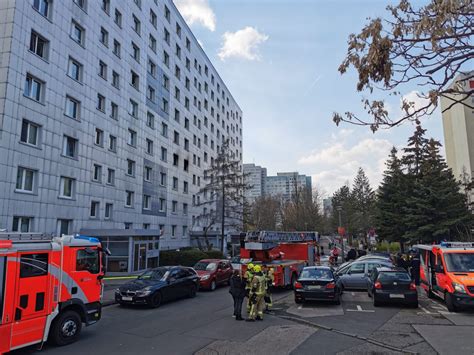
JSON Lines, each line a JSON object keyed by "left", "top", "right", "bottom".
{"left": 336, "top": 206, "right": 344, "bottom": 262}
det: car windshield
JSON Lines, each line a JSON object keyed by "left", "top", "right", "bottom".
{"left": 300, "top": 268, "right": 333, "bottom": 280}
{"left": 378, "top": 272, "right": 411, "bottom": 282}
{"left": 138, "top": 268, "right": 168, "bottom": 281}
{"left": 444, "top": 253, "right": 474, "bottom": 272}
{"left": 194, "top": 262, "right": 217, "bottom": 271}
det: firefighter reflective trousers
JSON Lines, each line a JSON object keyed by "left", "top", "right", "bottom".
{"left": 249, "top": 295, "right": 264, "bottom": 320}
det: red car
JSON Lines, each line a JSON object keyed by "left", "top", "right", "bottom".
{"left": 194, "top": 259, "right": 233, "bottom": 291}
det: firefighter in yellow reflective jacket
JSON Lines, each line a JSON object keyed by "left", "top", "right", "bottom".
{"left": 246, "top": 265, "right": 266, "bottom": 321}
{"left": 263, "top": 267, "right": 274, "bottom": 313}
{"left": 245, "top": 263, "right": 255, "bottom": 313}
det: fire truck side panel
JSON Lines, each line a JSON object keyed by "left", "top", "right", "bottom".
{"left": 0, "top": 254, "right": 14, "bottom": 354}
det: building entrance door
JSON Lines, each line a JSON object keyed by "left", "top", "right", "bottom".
{"left": 133, "top": 243, "right": 147, "bottom": 272}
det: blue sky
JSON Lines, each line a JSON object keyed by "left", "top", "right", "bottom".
{"left": 174, "top": 0, "right": 444, "bottom": 195}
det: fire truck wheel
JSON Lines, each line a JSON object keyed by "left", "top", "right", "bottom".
{"left": 445, "top": 292, "right": 457, "bottom": 312}
{"left": 150, "top": 292, "right": 162, "bottom": 308}
{"left": 50, "top": 310, "right": 82, "bottom": 346}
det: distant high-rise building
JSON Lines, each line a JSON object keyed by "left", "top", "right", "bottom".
{"left": 265, "top": 172, "right": 312, "bottom": 201}
{"left": 442, "top": 72, "right": 474, "bottom": 182}
{"left": 323, "top": 198, "right": 333, "bottom": 217}
{"left": 243, "top": 164, "right": 267, "bottom": 202}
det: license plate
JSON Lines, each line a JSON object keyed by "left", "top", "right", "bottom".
{"left": 307, "top": 285, "right": 322, "bottom": 290}
{"left": 122, "top": 296, "right": 133, "bottom": 301}
{"left": 389, "top": 294, "right": 405, "bottom": 299}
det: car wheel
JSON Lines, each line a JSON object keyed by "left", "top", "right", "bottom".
{"left": 150, "top": 292, "right": 162, "bottom": 308}
{"left": 210, "top": 280, "right": 217, "bottom": 291}
{"left": 49, "top": 310, "right": 82, "bottom": 346}
{"left": 445, "top": 292, "right": 457, "bottom": 312}
{"left": 188, "top": 285, "right": 197, "bottom": 298}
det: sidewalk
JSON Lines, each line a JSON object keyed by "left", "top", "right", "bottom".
{"left": 102, "top": 276, "right": 137, "bottom": 306}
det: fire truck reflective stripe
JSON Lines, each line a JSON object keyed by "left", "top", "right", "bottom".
{"left": 6, "top": 257, "right": 89, "bottom": 304}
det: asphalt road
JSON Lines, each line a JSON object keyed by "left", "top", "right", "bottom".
{"left": 12, "top": 284, "right": 474, "bottom": 354}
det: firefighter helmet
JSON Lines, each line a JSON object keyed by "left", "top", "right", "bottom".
{"left": 253, "top": 265, "right": 262, "bottom": 273}
{"left": 247, "top": 263, "right": 255, "bottom": 270}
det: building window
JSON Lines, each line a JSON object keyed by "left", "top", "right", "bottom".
{"left": 112, "top": 71, "right": 120, "bottom": 88}
{"left": 183, "top": 203, "right": 188, "bottom": 214}
{"left": 161, "top": 122, "right": 168, "bottom": 137}
{"left": 163, "top": 50, "right": 169, "bottom": 67}
{"left": 29, "top": 30, "right": 49, "bottom": 59}
{"left": 173, "top": 130, "right": 179, "bottom": 145}
{"left": 143, "top": 195, "right": 151, "bottom": 210}
{"left": 176, "top": 22, "right": 181, "bottom": 37}
{"left": 132, "top": 15, "right": 141, "bottom": 35}
{"left": 60, "top": 176, "right": 74, "bottom": 198}
{"left": 129, "top": 100, "right": 138, "bottom": 118}
{"left": 159, "top": 198, "right": 166, "bottom": 212}
{"left": 113, "top": 39, "right": 121, "bottom": 57}
{"left": 162, "top": 98, "right": 169, "bottom": 114}
{"left": 102, "top": 0, "right": 110, "bottom": 13}
{"left": 131, "top": 71, "right": 139, "bottom": 90}
{"left": 144, "top": 166, "right": 152, "bottom": 182}
{"left": 184, "top": 138, "right": 189, "bottom": 151}
{"left": 73, "top": 0, "right": 86, "bottom": 10}
{"left": 12, "top": 216, "right": 32, "bottom": 232}
{"left": 182, "top": 226, "right": 188, "bottom": 237}
{"left": 33, "top": 0, "right": 50, "bottom": 17}
{"left": 63, "top": 135, "right": 78, "bottom": 158}
{"left": 183, "top": 181, "right": 188, "bottom": 194}
{"left": 114, "top": 9, "right": 122, "bottom": 27}
{"left": 172, "top": 200, "right": 178, "bottom": 213}
{"left": 95, "top": 128, "right": 104, "bottom": 146}
{"left": 175, "top": 65, "right": 181, "bottom": 80}
{"left": 147, "top": 85, "right": 155, "bottom": 102}
{"left": 124, "top": 222, "right": 133, "bottom": 229}
{"left": 163, "top": 74, "right": 169, "bottom": 90}
{"left": 93, "top": 164, "right": 102, "bottom": 182}
{"left": 71, "top": 21, "right": 85, "bottom": 46}
{"left": 109, "top": 135, "right": 117, "bottom": 152}
{"left": 149, "top": 34, "right": 157, "bottom": 52}
{"left": 24, "top": 74, "right": 43, "bottom": 102}
{"left": 16, "top": 167, "right": 36, "bottom": 193}
{"left": 172, "top": 176, "right": 178, "bottom": 190}
{"left": 105, "top": 203, "right": 113, "bottom": 219}
{"left": 146, "top": 138, "right": 153, "bottom": 155}
{"left": 58, "top": 219, "right": 71, "bottom": 236}
{"left": 173, "top": 154, "right": 179, "bottom": 166}
{"left": 175, "top": 87, "right": 180, "bottom": 102}
{"left": 171, "top": 225, "right": 176, "bottom": 237}
{"left": 160, "top": 172, "right": 166, "bottom": 186}
{"left": 107, "top": 168, "right": 115, "bottom": 185}
{"left": 125, "top": 191, "right": 134, "bottom": 207}
{"left": 164, "top": 5, "right": 170, "bottom": 22}
{"left": 186, "top": 38, "right": 191, "bottom": 51}
{"left": 148, "top": 59, "right": 157, "bottom": 77}
{"left": 185, "top": 118, "right": 190, "bottom": 130}
{"left": 175, "top": 44, "right": 181, "bottom": 59}
{"left": 184, "top": 159, "right": 189, "bottom": 172}
{"left": 161, "top": 147, "right": 167, "bottom": 162}
{"left": 100, "top": 27, "right": 108, "bottom": 46}
{"left": 97, "top": 94, "right": 105, "bottom": 112}
{"left": 132, "top": 42, "right": 140, "bottom": 62}
{"left": 146, "top": 112, "right": 155, "bottom": 129}
{"left": 99, "top": 61, "right": 107, "bottom": 79}
{"left": 68, "top": 57, "right": 82, "bottom": 82}
{"left": 65, "top": 96, "right": 80, "bottom": 119}
{"left": 20, "top": 120, "right": 39, "bottom": 146}
{"left": 110, "top": 102, "right": 118, "bottom": 120}
{"left": 127, "top": 159, "right": 136, "bottom": 177}
{"left": 90, "top": 201, "right": 99, "bottom": 218}
{"left": 128, "top": 129, "right": 137, "bottom": 146}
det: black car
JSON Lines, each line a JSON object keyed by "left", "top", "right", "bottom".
{"left": 294, "top": 266, "right": 341, "bottom": 305}
{"left": 367, "top": 267, "right": 418, "bottom": 308}
{"left": 115, "top": 266, "right": 199, "bottom": 308}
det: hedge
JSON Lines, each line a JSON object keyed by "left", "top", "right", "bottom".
{"left": 159, "top": 248, "right": 225, "bottom": 267}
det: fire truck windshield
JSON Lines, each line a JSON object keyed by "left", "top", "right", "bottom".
{"left": 444, "top": 253, "right": 474, "bottom": 272}
{"left": 76, "top": 248, "right": 100, "bottom": 274}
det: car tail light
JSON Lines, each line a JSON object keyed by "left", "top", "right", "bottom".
{"left": 326, "top": 282, "right": 336, "bottom": 289}
{"left": 375, "top": 281, "right": 382, "bottom": 289}
{"left": 294, "top": 282, "right": 303, "bottom": 289}
{"left": 410, "top": 282, "right": 416, "bottom": 290}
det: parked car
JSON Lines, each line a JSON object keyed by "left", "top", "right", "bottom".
{"left": 336, "top": 254, "right": 393, "bottom": 272}
{"left": 336, "top": 260, "right": 393, "bottom": 290}
{"left": 294, "top": 266, "right": 342, "bottom": 305}
{"left": 194, "top": 259, "right": 233, "bottom": 291}
{"left": 367, "top": 267, "right": 418, "bottom": 307}
{"left": 115, "top": 266, "right": 199, "bottom": 308}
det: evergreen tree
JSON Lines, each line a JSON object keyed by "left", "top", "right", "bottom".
{"left": 331, "top": 184, "right": 356, "bottom": 236}
{"left": 351, "top": 167, "right": 375, "bottom": 239}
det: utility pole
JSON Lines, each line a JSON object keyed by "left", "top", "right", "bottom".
{"left": 337, "top": 205, "right": 344, "bottom": 262}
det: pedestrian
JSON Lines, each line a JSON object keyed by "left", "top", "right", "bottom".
{"left": 246, "top": 265, "right": 266, "bottom": 322}
{"left": 229, "top": 270, "right": 246, "bottom": 321}
{"left": 331, "top": 246, "right": 339, "bottom": 265}
{"left": 244, "top": 263, "right": 255, "bottom": 314}
{"left": 347, "top": 248, "right": 357, "bottom": 261}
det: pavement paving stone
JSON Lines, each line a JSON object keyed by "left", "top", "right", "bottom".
{"left": 388, "top": 310, "right": 452, "bottom": 325}
{"left": 440, "top": 312, "right": 474, "bottom": 326}
{"left": 336, "top": 342, "right": 402, "bottom": 355}
{"left": 369, "top": 330, "right": 424, "bottom": 349}
{"left": 413, "top": 324, "right": 474, "bottom": 355}
{"left": 195, "top": 325, "right": 316, "bottom": 355}
{"left": 403, "top": 340, "right": 438, "bottom": 355}
{"left": 291, "top": 329, "right": 364, "bottom": 355}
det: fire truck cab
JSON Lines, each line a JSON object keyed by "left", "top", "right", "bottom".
{"left": 0, "top": 233, "right": 107, "bottom": 353}
{"left": 415, "top": 242, "right": 474, "bottom": 312}
{"left": 241, "top": 231, "right": 319, "bottom": 288}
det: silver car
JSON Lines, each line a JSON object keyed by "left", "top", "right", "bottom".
{"left": 336, "top": 261, "right": 393, "bottom": 290}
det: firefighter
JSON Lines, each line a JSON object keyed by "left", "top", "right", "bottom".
{"left": 245, "top": 263, "right": 255, "bottom": 313}
{"left": 246, "top": 265, "right": 266, "bottom": 322}
{"left": 264, "top": 267, "right": 274, "bottom": 313}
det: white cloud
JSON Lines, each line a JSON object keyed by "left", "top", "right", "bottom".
{"left": 218, "top": 27, "right": 269, "bottom": 61}
{"left": 174, "top": 0, "right": 216, "bottom": 31}
{"left": 298, "top": 132, "right": 394, "bottom": 194}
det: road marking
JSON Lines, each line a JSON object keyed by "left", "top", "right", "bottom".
{"left": 418, "top": 306, "right": 435, "bottom": 315}
{"left": 346, "top": 304, "right": 375, "bottom": 313}
{"left": 298, "top": 306, "right": 303, "bottom": 310}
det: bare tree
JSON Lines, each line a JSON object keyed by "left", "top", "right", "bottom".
{"left": 333, "top": 0, "right": 473, "bottom": 131}
{"left": 245, "top": 195, "right": 281, "bottom": 231}
{"left": 196, "top": 140, "right": 249, "bottom": 253}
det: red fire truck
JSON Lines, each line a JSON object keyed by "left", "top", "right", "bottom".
{"left": 240, "top": 231, "right": 319, "bottom": 288}
{"left": 0, "top": 233, "right": 108, "bottom": 353}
